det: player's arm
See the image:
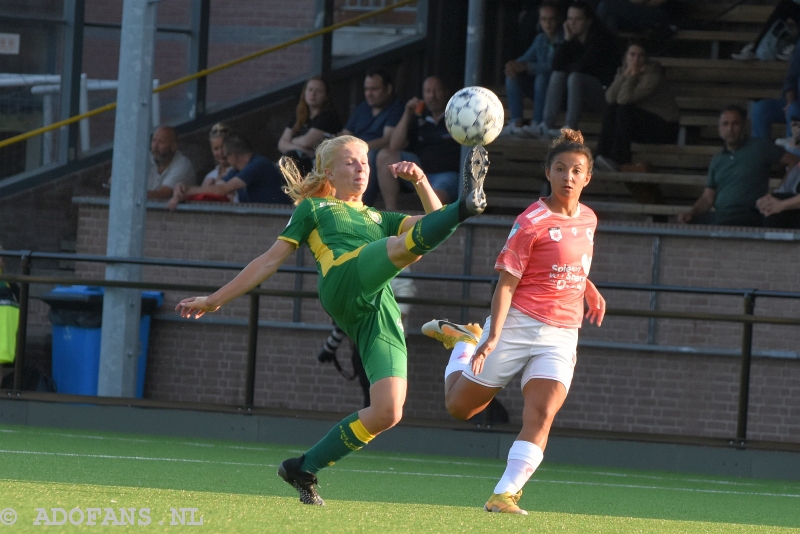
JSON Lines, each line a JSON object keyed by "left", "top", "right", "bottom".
{"left": 471, "top": 270, "right": 520, "bottom": 374}
{"left": 176, "top": 239, "right": 296, "bottom": 318}
{"left": 389, "top": 161, "right": 443, "bottom": 232}
{"left": 584, "top": 278, "right": 606, "bottom": 326}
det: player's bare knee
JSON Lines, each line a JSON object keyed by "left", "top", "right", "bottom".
{"left": 445, "top": 397, "right": 471, "bottom": 420}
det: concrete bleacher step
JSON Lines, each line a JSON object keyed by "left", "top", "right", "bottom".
{"left": 658, "top": 57, "right": 786, "bottom": 84}
{"left": 686, "top": 3, "right": 772, "bottom": 24}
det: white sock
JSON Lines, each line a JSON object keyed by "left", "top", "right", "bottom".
{"left": 444, "top": 341, "right": 476, "bottom": 379}
{"left": 493, "top": 441, "right": 544, "bottom": 495}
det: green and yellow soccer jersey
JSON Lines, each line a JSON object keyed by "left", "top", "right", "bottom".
{"left": 278, "top": 196, "right": 409, "bottom": 276}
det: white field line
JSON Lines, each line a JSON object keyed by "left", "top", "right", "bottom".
{"left": 0, "top": 449, "right": 266, "bottom": 467}
{"left": 1, "top": 448, "right": 798, "bottom": 499}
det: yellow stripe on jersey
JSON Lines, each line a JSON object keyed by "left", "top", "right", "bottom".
{"left": 349, "top": 418, "right": 375, "bottom": 444}
{"left": 306, "top": 228, "right": 366, "bottom": 276}
{"left": 277, "top": 236, "right": 299, "bottom": 247}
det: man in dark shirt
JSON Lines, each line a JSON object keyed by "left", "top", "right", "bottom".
{"left": 526, "top": 0, "right": 619, "bottom": 137}
{"left": 169, "top": 132, "right": 291, "bottom": 208}
{"left": 679, "top": 105, "right": 796, "bottom": 226}
{"left": 340, "top": 68, "right": 405, "bottom": 206}
{"left": 376, "top": 76, "right": 460, "bottom": 210}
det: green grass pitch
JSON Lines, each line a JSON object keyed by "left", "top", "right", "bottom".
{"left": 1, "top": 424, "right": 799, "bottom": 533}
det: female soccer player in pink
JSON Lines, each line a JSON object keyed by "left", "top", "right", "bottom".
{"left": 423, "top": 128, "right": 606, "bottom": 515}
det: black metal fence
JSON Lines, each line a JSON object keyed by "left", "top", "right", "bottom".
{"left": 2, "top": 248, "right": 800, "bottom": 446}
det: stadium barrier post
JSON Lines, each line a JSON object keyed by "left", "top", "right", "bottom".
{"left": 12, "top": 251, "right": 31, "bottom": 391}
{"left": 735, "top": 292, "right": 755, "bottom": 446}
{"left": 244, "top": 292, "right": 259, "bottom": 409}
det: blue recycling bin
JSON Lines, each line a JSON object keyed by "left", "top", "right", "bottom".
{"left": 40, "top": 286, "right": 163, "bottom": 397}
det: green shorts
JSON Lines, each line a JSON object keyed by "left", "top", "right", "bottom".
{"left": 318, "top": 238, "right": 407, "bottom": 383}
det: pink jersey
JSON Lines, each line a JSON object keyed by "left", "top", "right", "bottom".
{"left": 495, "top": 199, "right": 597, "bottom": 328}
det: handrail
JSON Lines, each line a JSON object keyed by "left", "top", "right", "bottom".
{"left": 0, "top": 0, "right": 418, "bottom": 151}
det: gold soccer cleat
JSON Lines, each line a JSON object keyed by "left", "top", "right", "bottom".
{"left": 484, "top": 490, "right": 527, "bottom": 515}
{"left": 421, "top": 319, "right": 482, "bottom": 350}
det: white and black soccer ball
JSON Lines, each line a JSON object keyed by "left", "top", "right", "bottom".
{"left": 444, "top": 86, "right": 504, "bottom": 146}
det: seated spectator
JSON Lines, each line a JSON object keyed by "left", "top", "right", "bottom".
{"left": 201, "top": 122, "right": 235, "bottom": 201}
{"left": 732, "top": 0, "right": 800, "bottom": 61}
{"left": 500, "top": 1, "right": 563, "bottom": 137}
{"left": 594, "top": 41, "right": 679, "bottom": 172}
{"left": 750, "top": 40, "right": 800, "bottom": 143}
{"left": 757, "top": 118, "right": 800, "bottom": 228}
{"left": 340, "top": 68, "right": 405, "bottom": 205}
{"left": 169, "top": 132, "right": 291, "bottom": 209}
{"left": 596, "top": 0, "right": 672, "bottom": 33}
{"left": 146, "top": 126, "right": 197, "bottom": 200}
{"left": 678, "top": 105, "right": 796, "bottom": 227}
{"left": 526, "top": 0, "right": 619, "bottom": 138}
{"left": 376, "top": 76, "right": 460, "bottom": 210}
{"left": 278, "top": 76, "right": 342, "bottom": 175}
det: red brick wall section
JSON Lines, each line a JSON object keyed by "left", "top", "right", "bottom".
{"left": 63, "top": 204, "right": 800, "bottom": 444}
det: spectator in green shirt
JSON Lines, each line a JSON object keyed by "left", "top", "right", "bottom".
{"left": 679, "top": 105, "right": 797, "bottom": 226}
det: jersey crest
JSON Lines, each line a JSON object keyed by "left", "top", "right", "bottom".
{"left": 368, "top": 211, "right": 382, "bottom": 224}
{"left": 548, "top": 227, "right": 562, "bottom": 242}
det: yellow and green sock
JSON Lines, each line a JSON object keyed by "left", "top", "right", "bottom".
{"left": 300, "top": 412, "right": 375, "bottom": 474}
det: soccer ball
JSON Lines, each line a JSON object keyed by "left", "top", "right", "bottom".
{"left": 444, "top": 86, "right": 504, "bottom": 146}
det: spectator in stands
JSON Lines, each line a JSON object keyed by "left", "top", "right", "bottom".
{"left": 146, "top": 126, "right": 197, "bottom": 200}
{"left": 340, "top": 69, "right": 405, "bottom": 206}
{"left": 594, "top": 41, "right": 679, "bottom": 172}
{"left": 750, "top": 40, "right": 800, "bottom": 144}
{"left": 500, "top": 1, "right": 563, "bottom": 137}
{"left": 678, "top": 105, "right": 795, "bottom": 227}
{"left": 525, "top": 0, "right": 619, "bottom": 138}
{"left": 732, "top": 0, "right": 800, "bottom": 61}
{"left": 376, "top": 76, "right": 460, "bottom": 210}
{"left": 757, "top": 118, "right": 800, "bottom": 228}
{"left": 200, "top": 122, "right": 235, "bottom": 201}
{"left": 278, "top": 76, "right": 342, "bottom": 175}
{"left": 168, "top": 132, "right": 291, "bottom": 209}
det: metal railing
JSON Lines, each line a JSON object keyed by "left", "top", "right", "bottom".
{"left": 0, "top": 0, "right": 419, "bottom": 155}
{"left": 2, "top": 248, "right": 800, "bottom": 446}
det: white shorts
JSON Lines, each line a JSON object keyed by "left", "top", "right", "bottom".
{"left": 462, "top": 307, "right": 578, "bottom": 393}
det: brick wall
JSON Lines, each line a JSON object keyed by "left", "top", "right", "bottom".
{"left": 63, "top": 202, "right": 800, "bottom": 444}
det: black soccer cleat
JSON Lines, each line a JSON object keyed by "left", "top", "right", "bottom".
{"left": 461, "top": 145, "right": 489, "bottom": 216}
{"left": 277, "top": 455, "right": 325, "bottom": 506}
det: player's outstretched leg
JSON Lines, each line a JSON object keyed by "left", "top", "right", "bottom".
{"left": 403, "top": 146, "right": 489, "bottom": 256}
{"left": 277, "top": 455, "right": 325, "bottom": 505}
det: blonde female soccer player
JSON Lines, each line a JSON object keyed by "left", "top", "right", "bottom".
{"left": 176, "top": 135, "right": 489, "bottom": 505}
{"left": 423, "top": 128, "right": 606, "bottom": 515}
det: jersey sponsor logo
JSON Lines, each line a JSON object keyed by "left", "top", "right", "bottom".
{"left": 508, "top": 223, "right": 520, "bottom": 239}
{"left": 582, "top": 254, "right": 592, "bottom": 276}
{"left": 396, "top": 317, "right": 404, "bottom": 332}
{"left": 368, "top": 211, "right": 382, "bottom": 224}
{"left": 571, "top": 227, "right": 578, "bottom": 236}
{"left": 318, "top": 201, "right": 337, "bottom": 208}
{"left": 548, "top": 227, "right": 562, "bottom": 242}
{"left": 586, "top": 228, "right": 594, "bottom": 243}
{"left": 556, "top": 280, "right": 566, "bottom": 289}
